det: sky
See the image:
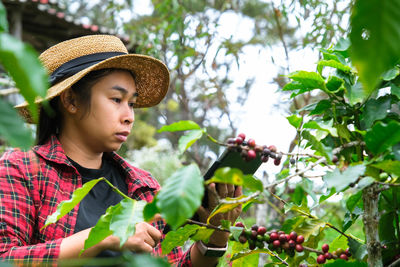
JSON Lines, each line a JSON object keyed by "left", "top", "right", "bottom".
{"left": 131, "top": 0, "right": 321, "bottom": 178}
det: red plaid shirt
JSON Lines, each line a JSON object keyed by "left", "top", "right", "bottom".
{"left": 0, "top": 135, "right": 192, "bottom": 266}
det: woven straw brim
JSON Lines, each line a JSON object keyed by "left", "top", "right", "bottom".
{"left": 16, "top": 54, "right": 169, "bottom": 123}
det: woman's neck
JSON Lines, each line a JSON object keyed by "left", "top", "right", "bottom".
{"left": 58, "top": 133, "right": 103, "bottom": 169}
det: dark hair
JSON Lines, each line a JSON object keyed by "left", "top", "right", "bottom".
{"left": 36, "top": 68, "right": 135, "bottom": 145}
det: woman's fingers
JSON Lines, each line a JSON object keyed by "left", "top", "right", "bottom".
{"left": 121, "top": 222, "right": 162, "bottom": 253}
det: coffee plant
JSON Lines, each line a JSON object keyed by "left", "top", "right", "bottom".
{"left": 1, "top": 0, "right": 400, "bottom": 266}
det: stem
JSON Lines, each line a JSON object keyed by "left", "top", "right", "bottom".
{"left": 102, "top": 178, "right": 130, "bottom": 199}
{"left": 265, "top": 247, "right": 289, "bottom": 266}
{"left": 393, "top": 187, "right": 400, "bottom": 249}
{"left": 303, "top": 246, "right": 323, "bottom": 255}
{"left": 362, "top": 183, "right": 383, "bottom": 267}
{"left": 186, "top": 219, "right": 230, "bottom": 232}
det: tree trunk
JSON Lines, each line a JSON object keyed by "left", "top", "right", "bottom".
{"left": 362, "top": 183, "right": 382, "bottom": 267}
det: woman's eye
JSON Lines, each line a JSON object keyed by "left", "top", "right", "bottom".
{"left": 128, "top": 102, "right": 135, "bottom": 108}
{"left": 112, "top": 98, "right": 121, "bottom": 103}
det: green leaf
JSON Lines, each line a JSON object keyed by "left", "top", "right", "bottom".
{"left": 346, "top": 190, "right": 362, "bottom": 212}
{"left": 43, "top": 178, "right": 104, "bottom": 229}
{"left": 288, "top": 71, "right": 326, "bottom": 90}
{"left": 0, "top": 33, "right": 48, "bottom": 122}
{"left": 207, "top": 195, "right": 250, "bottom": 224}
{"left": 348, "top": 238, "right": 368, "bottom": 261}
{"left": 157, "top": 120, "right": 201, "bottom": 133}
{"left": 231, "top": 242, "right": 259, "bottom": 267}
{"left": 330, "top": 235, "right": 350, "bottom": 253}
{"left": 205, "top": 167, "right": 263, "bottom": 192}
{"left": 372, "top": 160, "right": 400, "bottom": 177}
{"left": 309, "top": 100, "right": 332, "bottom": 115}
{"left": 301, "top": 131, "right": 333, "bottom": 161}
{"left": 317, "top": 60, "right": 352, "bottom": 75}
{"left": 360, "top": 97, "right": 391, "bottom": 129}
{"left": 82, "top": 204, "right": 117, "bottom": 254}
{"left": 333, "top": 38, "right": 351, "bottom": 53}
{"left": 120, "top": 253, "right": 171, "bottom": 267}
{"left": 143, "top": 199, "right": 160, "bottom": 221}
{"left": 287, "top": 114, "right": 302, "bottom": 129}
{"left": 346, "top": 82, "right": 369, "bottom": 106}
{"left": 282, "top": 81, "right": 308, "bottom": 91}
{"left": 156, "top": 164, "right": 204, "bottom": 229}
{"left": 303, "top": 120, "right": 337, "bottom": 137}
{"left": 350, "top": 0, "right": 400, "bottom": 94}
{"left": 323, "top": 165, "right": 366, "bottom": 192}
{"left": 318, "top": 187, "right": 336, "bottom": 204}
{"left": 231, "top": 249, "right": 271, "bottom": 261}
{"left": 190, "top": 227, "right": 214, "bottom": 243}
{"left": 0, "top": 1, "right": 8, "bottom": 32}
{"left": 0, "top": 98, "right": 34, "bottom": 149}
{"left": 230, "top": 226, "right": 244, "bottom": 241}
{"left": 379, "top": 212, "right": 396, "bottom": 243}
{"left": 391, "top": 83, "right": 400, "bottom": 99}
{"left": 382, "top": 66, "right": 400, "bottom": 81}
{"left": 324, "top": 259, "right": 367, "bottom": 267}
{"left": 109, "top": 198, "right": 146, "bottom": 247}
{"left": 178, "top": 129, "right": 203, "bottom": 154}
{"left": 326, "top": 76, "right": 345, "bottom": 93}
{"left": 161, "top": 224, "right": 200, "bottom": 254}
{"left": 365, "top": 121, "right": 400, "bottom": 154}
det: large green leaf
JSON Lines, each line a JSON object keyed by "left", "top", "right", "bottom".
{"left": 303, "top": 120, "right": 337, "bottom": 137}
{"left": 82, "top": 204, "right": 116, "bottom": 254}
{"left": 379, "top": 211, "right": 396, "bottom": 243}
{"left": 231, "top": 242, "right": 260, "bottom": 267}
{"left": 323, "top": 165, "right": 366, "bottom": 192}
{"left": 346, "top": 82, "right": 369, "bottom": 106}
{"left": 157, "top": 120, "right": 201, "bottom": 133}
{"left": 371, "top": 160, "right": 400, "bottom": 177}
{"left": 0, "top": 1, "right": 8, "bottom": 32}
{"left": 350, "top": 0, "right": 400, "bottom": 94}
{"left": 317, "top": 59, "right": 352, "bottom": 75}
{"left": 156, "top": 164, "right": 204, "bottom": 229}
{"left": 324, "top": 260, "right": 367, "bottom": 267}
{"left": 109, "top": 198, "right": 147, "bottom": 247}
{"left": 360, "top": 96, "right": 391, "bottom": 129}
{"left": 309, "top": 100, "right": 331, "bottom": 115}
{"left": 161, "top": 224, "right": 200, "bottom": 254}
{"left": 288, "top": 71, "right": 326, "bottom": 90}
{"left": 348, "top": 238, "right": 368, "bottom": 261}
{"left": 365, "top": 121, "right": 400, "bottom": 154}
{"left": 205, "top": 167, "right": 263, "bottom": 192}
{"left": 207, "top": 195, "right": 250, "bottom": 224}
{"left": 0, "top": 98, "right": 34, "bottom": 149}
{"left": 43, "top": 178, "right": 104, "bottom": 229}
{"left": 301, "top": 130, "right": 333, "bottom": 161}
{"left": 0, "top": 33, "right": 48, "bottom": 122}
{"left": 178, "top": 129, "right": 203, "bottom": 154}
{"left": 143, "top": 199, "right": 160, "bottom": 221}
{"left": 287, "top": 114, "right": 303, "bottom": 129}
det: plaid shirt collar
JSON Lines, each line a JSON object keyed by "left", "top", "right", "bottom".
{"left": 32, "top": 135, "right": 159, "bottom": 193}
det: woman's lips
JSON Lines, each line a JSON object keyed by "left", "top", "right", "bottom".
{"left": 115, "top": 132, "right": 129, "bottom": 142}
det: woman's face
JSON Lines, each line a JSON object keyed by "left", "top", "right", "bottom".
{"left": 71, "top": 70, "right": 137, "bottom": 153}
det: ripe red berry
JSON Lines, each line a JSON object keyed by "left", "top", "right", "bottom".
{"left": 317, "top": 255, "right": 326, "bottom": 264}
{"left": 257, "top": 226, "right": 267, "bottom": 236}
{"left": 279, "top": 234, "right": 287, "bottom": 243}
{"left": 274, "top": 158, "right": 281, "bottom": 166}
{"left": 269, "top": 232, "right": 279, "bottom": 241}
{"left": 289, "top": 231, "right": 298, "bottom": 241}
{"left": 238, "top": 133, "right": 246, "bottom": 140}
{"left": 235, "top": 222, "right": 244, "bottom": 228}
{"left": 345, "top": 248, "right": 351, "bottom": 257}
{"left": 235, "top": 137, "right": 243, "bottom": 145}
{"left": 251, "top": 230, "right": 258, "bottom": 240}
{"left": 278, "top": 231, "right": 285, "bottom": 235}
{"left": 251, "top": 224, "right": 258, "bottom": 231}
{"left": 261, "top": 155, "right": 269, "bottom": 162}
{"left": 295, "top": 244, "right": 304, "bottom": 252}
{"left": 299, "top": 264, "right": 307, "bottom": 267}
{"left": 247, "top": 149, "right": 257, "bottom": 160}
{"left": 296, "top": 235, "right": 304, "bottom": 244}
{"left": 322, "top": 243, "right": 329, "bottom": 253}
{"left": 340, "top": 254, "right": 348, "bottom": 261}
{"left": 324, "top": 252, "right": 332, "bottom": 259}
{"left": 247, "top": 138, "right": 256, "bottom": 147}
{"left": 272, "top": 240, "right": 281, "bottom": 248}
{"left": 288, "top": 239, "right": 296, "bottom": 248}
{"left": 268, "top": 145, "right": 277, "bottom": 152}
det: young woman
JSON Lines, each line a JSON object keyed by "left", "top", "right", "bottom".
{"left": 0, "top": 35, "right": 241, "bottom": 266}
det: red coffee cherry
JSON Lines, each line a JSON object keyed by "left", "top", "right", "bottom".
{"left": 235, "top": 222, "right": 244, "bottom": 228}
{"left": 324, "top": 252, "right": 332, "bottom": 259}
{"left": 340, "top": 254, "right": 348, "bottom": 261}
{"left": 288, "top": 239, "right": 296, "bottom": 248}
{"left": 251, "top": 224, "right": 259, "bottom": 231}
{"left": 289, "top": 231, "right": 298, "bottom": 241}
{"left": 296, "top": 235, "right": 305, "bottom": 244}
{"left": 272, "top": 240, "right": 281, "bottom": 248}
{"left": 247, "top": 149, "right": 257, "bottom": 160}
{"left": 268, "top": 145, "right": 277, "bottom": 152}
{"left": 239, "top": 235, "right": 247, "bottom": 244}
{"left": 247, "top": 138, "right": 256, "bottom": 147}
{"left": 345, "top": 248, "right": 351, "bottom": 257}
{"left": 235, "top": 137, "right": 243, "bottom": 145}
{"left": 279, "top": 234, "right": 287, "bottom": 243}
{"left": 238, "top": 133, "right": 246, "bottom": 140}
{"left": 257, "top": 226, "right": 267, "bottom": 236}
{"left": 270, "top": 232, "right": 279, "bottom": 241}
{"left": 295, "top": 244, "right": 304, "bottom": 252}
{"left": 322, "top": 243, "right": 329, "bottom": 253}
{"left": 317, "top": 254, "right": 326, "bottom": 264}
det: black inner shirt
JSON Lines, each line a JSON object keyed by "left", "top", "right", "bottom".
{"left": 69, "top": 155, "right": 129, "bottom": 258}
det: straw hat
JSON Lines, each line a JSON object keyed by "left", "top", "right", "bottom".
{"left": 16, "top": 35, "right": 170, "bottom": 123}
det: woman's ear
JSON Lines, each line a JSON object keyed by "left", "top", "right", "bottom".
{"left": 60, "top": 89, "right": 77, "bottom": 114}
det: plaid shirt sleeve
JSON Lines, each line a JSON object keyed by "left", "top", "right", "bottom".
{"left": 0, "top": 150, "right": 61, "bottom": 265}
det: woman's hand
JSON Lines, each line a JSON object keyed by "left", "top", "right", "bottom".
{"left": 197, "top": 183, "right": 242, "bottom": 247}
{"left": 105, "top": 221, "right": 162, "bottom": 253}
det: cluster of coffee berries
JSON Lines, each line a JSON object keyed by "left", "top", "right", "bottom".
{"left": 315, "top": 244, "right": 352, "bottom": 264}
{"left": 226, "top": 133, "right": 285, "bottom": 166}
{"left": 232, "top": 223, "right": 305, "bottom": 256}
